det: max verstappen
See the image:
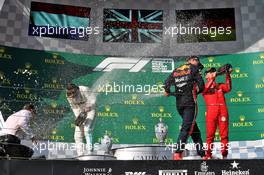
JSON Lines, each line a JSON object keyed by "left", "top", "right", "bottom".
{"left": 164, "top": 56, "right": 206, "bottom": 160}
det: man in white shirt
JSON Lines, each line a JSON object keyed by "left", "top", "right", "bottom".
{"left": 0, "top": 104, "right": 37, "bottom": 144}
{"left": 66, "top": 83, "right": 96, "bottom": 157}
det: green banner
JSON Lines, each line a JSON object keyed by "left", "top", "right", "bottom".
{"left": 0, "top": 45, "right": 264, "bottom": 144}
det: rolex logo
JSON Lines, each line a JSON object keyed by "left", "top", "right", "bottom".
{"left": 159, "top": 106, "right": 164, "bottom": 113}
{"left": 53, "top": 53, "right": 59, "bottom": 59}
{"left": 239, "top": 115, "right": 245, "bottom": 122}
{"left": 260, "top": 53, "right": 264, "bottom": 59}
{"left": 237, "top": 91, "right": 243, "bottom": 97}
{"left": 51, "top": 101, "right": 57, "bottom": 108}
{"left": 25, "top": 62, "right": 32, "bottom": 69}
{"left": 52, "top": 77, "right": 57, "bottom": 83}
{"left": 208, "top": 57, "right": 214, "bottom": 63}
{"left": 52, "top": 129, "right": 57, "bottom": 135}
{"left": 235, "top": 67, "right": 240, "bottom": 73}
{"left": 105, "top": 130, "right": 112, "bottom": 136}
{"left": 24, "top": 88, "right": 30, "bottom": 94}
{"left": 132, "top": 94, "right": 137, "bottom": 100}
{"left": 105, "top": 105, "right": 111, "bottom": 112}
{"left": 0, "top": 48, "right": 4, "bottom": 53}
{"left": 132, "top": 117, "right": 139, "bottom": 125}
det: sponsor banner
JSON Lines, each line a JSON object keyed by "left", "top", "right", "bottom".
{"left": 0, "top": 45, "right": 264, "bottom": 143}
{"left": 0, "top": 160, "right": 263, "bottom": 175}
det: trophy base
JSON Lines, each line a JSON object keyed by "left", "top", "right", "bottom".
{"left": 77, "top": 154, "right": 117, "bottom": 160}
{"left": 113, "top": 145, "right": 202, "bottom": 160}
{"left": 113, "top": 145, "right": 172, "bottom": 160}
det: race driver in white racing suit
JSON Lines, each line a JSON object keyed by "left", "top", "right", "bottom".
{"left": 66, "top": 83, "right": 96, "bottom": 157}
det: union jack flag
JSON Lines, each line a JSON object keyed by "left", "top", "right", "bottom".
{"left": 103, "top": 9, "right": 163, "bottom": 43}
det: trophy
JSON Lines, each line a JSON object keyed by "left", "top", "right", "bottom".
{"left": 155, "top": 118, "right": 168, "bottom": 144}
{"left": 217, "top": 64, "right": 232, "bottom": 76}
{"left": 100, "top": 131, "right": 113, "bottom": 154}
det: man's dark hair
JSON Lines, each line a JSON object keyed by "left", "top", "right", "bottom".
{"left": 66, "top": 83, "right": 79, "bottom": 90}
{"left": 23, "top": 104, "right": 35, "bottom": 111}
{"left": 186, "top": 55, "right": 200, "bottom": 62}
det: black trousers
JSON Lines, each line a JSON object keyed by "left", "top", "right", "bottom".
{"left": 175, "top": 105, "right": 205, "bottom": 157}
{"left": 0, "top": 134, "right": 21, "bottom": 144}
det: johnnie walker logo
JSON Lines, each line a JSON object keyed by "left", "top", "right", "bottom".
{"left": 124, "top": 94, "right": 145, "bottom": 105}
{"left": 44, "top": 53, "right": 65, "bottom": 65}
{"left": 97, "top": 105, "right": 119, "bottom": 118}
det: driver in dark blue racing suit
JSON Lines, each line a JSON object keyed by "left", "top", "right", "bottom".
{"left": 164, "top": 56, "right": 205, "bottom": 160}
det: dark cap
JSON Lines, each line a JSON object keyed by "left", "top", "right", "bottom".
{"left": 205, "top": 67, "right": 216, "bottom": 75}
{"left": 186, "top": 55, "right": 200, "bottom": 62}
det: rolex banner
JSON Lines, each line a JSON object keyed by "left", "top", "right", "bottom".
{"left": 0, "top": 45, "right": 264, "bottom": 144}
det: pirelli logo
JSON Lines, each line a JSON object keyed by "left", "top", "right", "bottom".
{"left": 159, "top": 170, "right": 188, "bottom": 175}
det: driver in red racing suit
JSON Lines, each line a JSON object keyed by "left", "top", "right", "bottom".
{"left": 202, "top": 67, "right": 232, "bottom": 159}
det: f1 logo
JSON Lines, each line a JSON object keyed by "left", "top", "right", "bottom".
{"left": 125, "top": 172, "right": 146, "bottom": 175}
{"left": 93, "top": 57, "right": 151, "bottom": 72}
